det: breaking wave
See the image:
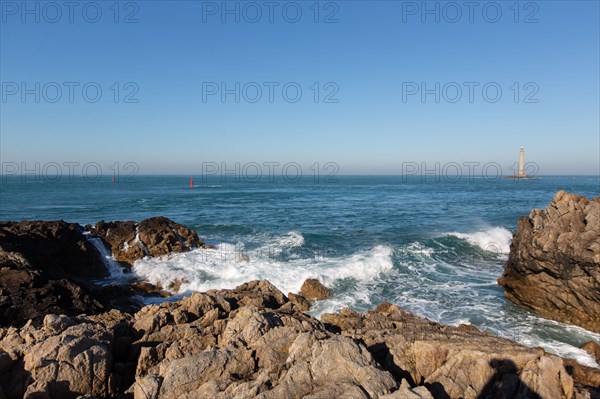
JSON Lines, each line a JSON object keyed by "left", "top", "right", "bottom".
{"left": 445, "top": 226, "right": 513, "bottom": 254}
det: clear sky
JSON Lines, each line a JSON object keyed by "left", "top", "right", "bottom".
{"left": 1, "top": 0, "right": 599, "bottom": 175}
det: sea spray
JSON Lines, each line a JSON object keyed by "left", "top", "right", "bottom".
{"left": 84, "top": 233, "right": 131, "bottom": 285}
{"left": 445, "top": 226, "right": 513, "bottom": 254}
{"left": 133, "top": 231, "right": 394, "bottom": 298}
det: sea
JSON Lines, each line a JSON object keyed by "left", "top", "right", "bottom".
{"left": 1, "top": 174, "right": 599, "bottom": 367}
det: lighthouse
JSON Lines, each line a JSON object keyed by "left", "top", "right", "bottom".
{"left": 505, "top": 147, "right": 535, "bottom": 179}
{"left": 518, "top": 147, "right": 525, "bottom": 177}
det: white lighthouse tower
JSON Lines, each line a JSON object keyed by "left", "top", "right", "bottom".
{"left": 505, "top": 147, "right": 535, "bottom": 179}
{"left": 518, "top": 147, "right": 525, "bottom": 177}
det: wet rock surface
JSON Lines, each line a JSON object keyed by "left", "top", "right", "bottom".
{"left": 88, "top": 217, "right": 205, "bottom": 267}
{"left": 499, "top": 191, "right": 600, "bottom": 333}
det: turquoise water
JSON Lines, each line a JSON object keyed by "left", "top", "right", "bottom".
{"left": 1, "top": 175, "right": 599, "bottom": 365}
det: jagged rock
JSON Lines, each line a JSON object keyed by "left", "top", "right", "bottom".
{"left": 0, "top": 221, "right": 110, "bottom": 327}
{"left": 287, "top": 292, "right": 311, "bottom": 312}
{"left": 0, "top": 217, "right": 205, "bottom": 327}
{"left": 299, "top": 278, "right": 332, "bottom": 300}
{"left": 133, "top": 376, "right": 162, "bottom": 399}
{"left": 322, "top": 302, "right": 578, "bottom": 399}
{"left": 562, "top": 358, "right": 600, "bottom": 391}
{"left": 0, "top": 319, "right": 116, "bottom": 399}
{"left": 498, "top": 191, "right": 600, "bottom": 333}
{"left": 380, "top": 380, "right": 434, "bottom": 398}
{"left": 0, "top": 281, "right": 596, "bottom": 399}
{"left": 0, "top": 250, "right": 105, "bottom": 327}
{"left": 43, "top": 314, "right": 76, "bottom": 334}
{"left": 131, "top": 282, "right": 171, "bottom": 298}
{"left": 580, "top": 341, "right": 600, "bottom": 363}
{"left": 0, "top": 220, "right": 108, "bottom": 278}
{"left": 212, "top": 280, "right": 289, "bottom": 310}
{"left": 88, "top": 217, "right": 203, "bottom": 267}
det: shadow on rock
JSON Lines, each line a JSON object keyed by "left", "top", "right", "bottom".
{"left": 477, "top": 359, "right": 543, "bottom": 399}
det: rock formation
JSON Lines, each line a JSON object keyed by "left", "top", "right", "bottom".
{"left": 87, "top": 217, "right": 207, "bottom": 267}
{"left": 2, "top": 212, "right": 599, "bottom": 398}
{"left": 0, "top": 220, "right": 108, "bottom": 278}
{"left": 0, "top": 221, "right": 108, "bottom": 327}
{"left": 0, "top": 280, "right": 597, "bottom": 399}
{"left": 581, "top": 341, "right": 600, "bottom": 364}
{"left": 299, "top": 278, "right": 332, "bottom": 300}
{"left": 0, "top": 218, "right": 203, "bottom": 327}
{"left": 498, "top": 191, "right": 600, "bottom": 333}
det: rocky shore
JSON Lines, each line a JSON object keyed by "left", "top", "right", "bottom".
{"left": 1, "top": 200, "right": 599, "bottom": 398}
{"left": 0, "top": 217, "right": 205, "bottom": 327}
{"left": 499, "top": 191, "right": 600, "bottom": 333}
{"left": 1, "top": 279, "right": 599, "bottom": 399}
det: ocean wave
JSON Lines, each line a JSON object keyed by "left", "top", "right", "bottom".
{"left": 129, "top": 228, "right": 599, "bottom": 368}
{"left": 132, "top": 232, "right": 394, "bottom": 303}
{"left": 445, "top": 227, "right": 513, "bottom": 254}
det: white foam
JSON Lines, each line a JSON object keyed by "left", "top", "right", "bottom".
{"left": 128, "top": 229, "right": 600, "bottom": 368}
{"left": 446, "top": 227, "right": 513, "bottom": 254}
{"left": 269, "top": 231, "right": 305, "bottom": 254}
{"left": 132, "top": 232, "right": 394, "bottom": 304}
{"left": 84, "top": 233, "right": 130, "bottom": 284}
{"left": 405, "top": 242, "right": 434, "bottom": 257}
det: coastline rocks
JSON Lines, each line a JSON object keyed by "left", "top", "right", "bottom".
{"left": 322, "top": 302, "right": 578, "bottom": 399}
{"left": 581, "top": 341, "right": 600, "bottom": 363}
{"left": 0, "top": 280, "right": 591, "bottom": 399}
{"left": 0, "top": 220, "right": 108, "bottom": 278}
{"left": 299, "top": 278, "right": 332, "bottom": 300}
{"left": 498, "top": 191, "right": 600, "bottom": 333}
{"left": 0, "top": 250, "right": 105, "bottom": 326}
{"left": 287, "top": 292, "right": 311, "bottom": 312}
{"left": 88, "top": 216, "right": 204, "bottom": 267}
{"left": 0, "top": 217, "right": 205, "bottom": 327}
{"left": 0, "top": 316, "right": 117, "bottom": 399}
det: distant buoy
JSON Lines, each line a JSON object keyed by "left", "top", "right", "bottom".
{"left": 189, "top": 176, "right": 193, "bottom": 187}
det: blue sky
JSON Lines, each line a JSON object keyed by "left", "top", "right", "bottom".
{"left": 1, "top": 0, "right": 599, "bottom": 175}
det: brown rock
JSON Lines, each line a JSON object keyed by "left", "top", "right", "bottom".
{"left": 299, "top": 278, "right": 332, "bottom": 300}
{"left": 287, "top": 292, "right": 311, "bottom": 312}
{"left": 580, "top": 341, "right": 600, "bottom": 363}
{"left": 324, "top": 303, "right": 578, "bottom": 399}
{"left": 2, "top": 279, "right": 595, "bottom": 399}
{"left": 0, "top": 217, "right": 205, "bottom": 327}
{"left": 562, "top": 358, "right": 600, "bottom": 390}
{"left": 0, "top": 250, "right": 105, "bottom": 327}
{"left": 499, "top": 191, "right": 600, "bottom": 333}
{"left": 1, "top": 321, "right": 116, "bottom": 398}
{"left": 132, "top": 282, "right": 171, "bottom": 298}
{"left": 212, "top": 280, "right": 289, "bottom": 310}
{"left": 167, "top": 278, "right": 189, "bottom": 292}
{"left": 0, "top": 220, "right": 108, "bottom": 278}
{"left": 89, "top": 217, "right": 203, "bottom": 267}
